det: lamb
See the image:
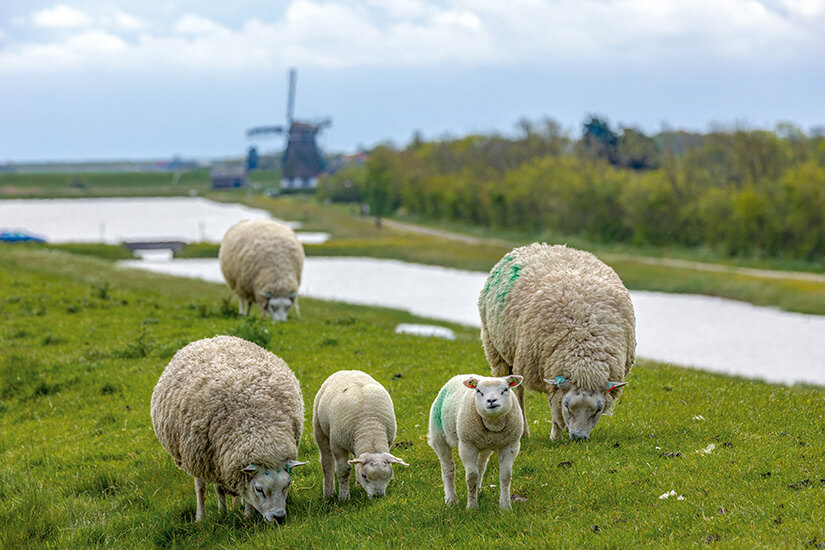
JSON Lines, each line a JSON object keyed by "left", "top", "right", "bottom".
{"left": 427, "top": 374, "right": 523, "bottom": 510}
{"left": 312, "top": 370, "right": 408, "bottom": 500}
{"left": 478, "top": 243, "right": 636, "bottom": 441}
{"left": 150, "top": 335, "right": 307, "bottom": 523}
{"left": 219, "top": 218, "right": 304, "bottom": 321}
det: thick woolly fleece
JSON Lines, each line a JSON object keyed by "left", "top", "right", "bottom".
{"left": 313, "top": 370, "right": 396, "bottom": 456}
{"left": 428, "top": 375, "right": 523, "bottom": 451}
{"left": 150, "top": 336, "right": 304, "bottom": 496}
{"left": 219, "top": 219, "right": 304, "bottom": 310}
{"left": 478, "top": 243, "right": 636, "bottom": 407}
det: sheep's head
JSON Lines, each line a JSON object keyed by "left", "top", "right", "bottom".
{"left": 260, "top": 291, "right": 297, "bottom": 322}
{"left": 464, "top": 375, "right": 522, "bottom": 419}
{"left": 545, "top": 377, "right": 626, "bottom": 441}
{"left": 242, "top": 460, "right": 307, "bottom": 523}
{"left": 348, "top": 453, "right": 408, "bottom": 498}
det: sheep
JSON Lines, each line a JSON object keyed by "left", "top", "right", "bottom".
{"left": 478, "top": 243, "right": 635, "bottom": 442}
{"left": 150, "top": 335, "right": 307, "bottom": 523}
{"left": 219, "top": 218, "right": 304, "bottom": 321}
{"left": 427, "top": 374, "right": 524, "bottom": 510}
{"left": 312, "top": 370, "right": 408, "bottom": 500}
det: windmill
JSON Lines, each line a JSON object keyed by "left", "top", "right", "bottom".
{"left": 246, "top": 68, "right": 332, "bottom": 190}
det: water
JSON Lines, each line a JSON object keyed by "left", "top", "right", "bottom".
{"left": 0, "top": 197, "right": 330, "bottom": 244}
{"left": 119, "top": 256, "right": 825, "bottom": 386}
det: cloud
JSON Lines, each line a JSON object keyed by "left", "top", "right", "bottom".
{"left": 2, "top": 0, "right": 823, "bottom": 74}
{"left": 32, "top": 4, "right": 93, "bottom": 28}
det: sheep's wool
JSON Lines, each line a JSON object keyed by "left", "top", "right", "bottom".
{"left": 151, "top": 336, "right": 304, "bottom": 495}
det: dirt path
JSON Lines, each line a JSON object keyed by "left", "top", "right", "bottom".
{"left": 602, "top": 255, "right": 825, "bottom": 283}
{"left": 378, "top": 218, "right": 511, "bottom": 247}
{"left": 380, "top": 218, "right": 825, "bottom": 283}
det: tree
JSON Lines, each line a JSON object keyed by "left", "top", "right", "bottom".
{"left": 364, "top": 146, "right": 400, "bottom": 227}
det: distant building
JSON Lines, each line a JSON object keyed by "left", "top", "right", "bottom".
{"left": 210, "top": 166, "right": 247, "bottom": 189}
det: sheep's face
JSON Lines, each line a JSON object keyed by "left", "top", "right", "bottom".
{"left": 545, "top": 378, "right": 626, "bottom": 440}
{"left": 264, "top": 296, "right": 293, "bottom": 322}
{"left": 242, "top": 461, "right": 306, "bottom": 524}
{"left": 348, "top": 453, "right": 409, "bottom": 498}
{"left": 464, "top": 375, "right": 523, "bottom": 419}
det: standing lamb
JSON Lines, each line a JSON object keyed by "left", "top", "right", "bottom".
{"left": 151, "top": 335, "right": 307, "bottom": 523}
{"left": 219, "top": 218, "right": 304, "bottom": 321}
{"left": 313, "top": 370, "right": 408, "bottom": 500}
{"left": 478, "top": 243, "right": 635, "bottom": 441}
{"left": 428, "top": 374, "right": 524, "bottom": 510}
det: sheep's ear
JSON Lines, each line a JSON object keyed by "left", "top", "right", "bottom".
{"left": 242, "top": 463, "right": 258, "bottom": 476}
{"left": 348, "top": 457, "right": 366, "bottom": 465}
{"left": 387, "top": 454, "right": 409, "bottom": 467}
{"left": 463, "top": 377, "right": 478, "bottom": 389}
{"left": 544, "top": 377, "right": 571, "bottom": 390}
{"left": 506, "top": 375, "right": 522, "bottom": 388}
{"left": 603, "top": 381, "right": 627, "bottom": 394}
{"left": 284, "top": 460, "right": 308, "bottom": 473}
{"left": 261, "top": 290, "right": 272, "bottom": 298}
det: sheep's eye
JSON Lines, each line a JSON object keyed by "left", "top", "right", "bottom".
{"left": 501, "top": 388, "right": 508, "bottom": 394}
{"left": 564, "top": 402, "right": 570, "bottom": 411}
{"left": 362, "top": 473, "right": 368, "bottom": 480}
{"left": 476, "top": 389, "right": 481, "bottom": 394}
{"left": 255, "top": 486, "right": 264, "bottom": 495}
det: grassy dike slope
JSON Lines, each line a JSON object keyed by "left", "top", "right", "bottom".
{"left": 1, "top": 248, "right": 824, "bottom": 549}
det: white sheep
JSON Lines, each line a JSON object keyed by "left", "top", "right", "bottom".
{"left": 312, "top": 370, "right": 408, "bottom": 500}
{"left": 478, "top": 243, "right": 635, "bottom": 441}
{"left": 150, "top": 335, "right": 307, "bottom": 523}
{"left": 427, "top": 374, "right": 523, "bottom": 510}
{"left": 219, "top": 218, "right": 304, "bottom": 321}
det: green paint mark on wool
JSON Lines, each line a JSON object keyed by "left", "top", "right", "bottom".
{"left": 431, "top": 385, "right": 454, "bottom": 432}
{"left": 482, "top": 254, "right": 522, "bottom": 308}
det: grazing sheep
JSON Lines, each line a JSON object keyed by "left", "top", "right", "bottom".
{"left": 219, "top": 218, "right": 304, "bottom": 321}
{"left": 427, "top": 374, "right": 523, "bottom": 510}
{"left": 313, "top": 370, "right": 408, "bottom": 500}
{"left": 150, "top": 335, "right": 307, "bottom": 523}
{"left": 478, "top": 243, "right": 635, "bottom": 441}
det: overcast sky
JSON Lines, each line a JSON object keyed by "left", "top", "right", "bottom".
{"left": 1, "top": 0, "right": 824, "bottom": 162}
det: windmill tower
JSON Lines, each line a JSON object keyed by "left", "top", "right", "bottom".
{"left": 246, "top": 68, "right": 332, "bottom": 190}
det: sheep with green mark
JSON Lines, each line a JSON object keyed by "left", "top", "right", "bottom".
{"left": 313, "top": 370, "right": 408, "bottom": 501}
{"left": 219, "top": 218, "right": 304, "bottom": 321}
{"left": 479, "top": 243, "right": 635, "bottom": 441}
{"left": 151, "top": 336, "right": 307, "bottom": 523}
{"left": 428, "top": 374, "right": 524, "bottom": 510}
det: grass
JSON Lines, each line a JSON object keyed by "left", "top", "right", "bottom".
{"left": 1, "top": 247, "right": 824, "bottom": 548}
{"left": 0, "top": 169, "right": 282, "bottom": 198}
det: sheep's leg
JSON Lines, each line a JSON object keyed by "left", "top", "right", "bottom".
{"left": 314, "top": 419, "right": 336, "bottom": 499}
{"left": 333, "top": 448, "right": 352, "bottom": 501}
{"left": 516, "top": 385, "right": 529, "bottom": 438}
{"left": 458, "top": 441, "right": 481, "bottom": 509}
{"left": 215, "top": 485, "right": 227, "bottom": 514}
{"left": 194, "top": 478, "right": 207, "bottom": 521}
{"left": 477, "top": 449, "right": 493, "bottom": 490}
{"left": 244, "top": 501, "right": 256, "bottom": 519}
{"left": 497, "top": 441, "right": 520, "bottom": 510}
{"left": 550, "top": 401, "right": 564, "bottom": 441}
{"left": 550, "top": 420, "right": 564, "bottom": 441}
{"left": 430, "top": 433, "right": 457, "bottom": 505}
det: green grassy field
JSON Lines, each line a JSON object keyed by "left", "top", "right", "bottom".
{"left": 1, "top": 247, "right": 824, "bottom": 549}
{"left": 0, "top": 170, "right": 282, "bottom": 198}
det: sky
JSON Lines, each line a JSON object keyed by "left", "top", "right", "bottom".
{"left": 1, "top": 0, "right": 824, "bottom": 162}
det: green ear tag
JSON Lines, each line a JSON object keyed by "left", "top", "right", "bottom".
{"left": 554, "top": 376, "right": 566, "bottom": 386}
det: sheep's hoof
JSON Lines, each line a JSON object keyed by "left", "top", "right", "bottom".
{"left": 466, "top": 502, "right": 479, "bottom": 510}
{"left": 445, "top": 496, "right": 457, "bottom": 506}
{"left": 338, "top": 493, "right": 350, "bottom": 502}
